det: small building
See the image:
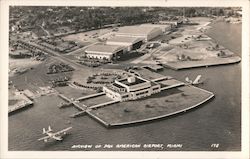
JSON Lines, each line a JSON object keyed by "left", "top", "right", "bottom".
{"left": 103, "top": 76, "right": 161, "bottom": 101}
{"left": 85, "top": 44, "right": 125, "bottom": 61}
{"left": 106, "top": 36, "right": 143, "bottom": 51}
{"left": 116, "top": 26, "right": 163, "bottom": 42}
{"left": 140, "top": 24, "right": 172, "bottom": 33}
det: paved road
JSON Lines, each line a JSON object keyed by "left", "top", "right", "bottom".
{"left": 25, "top": 41, "right": 87, "bottom": 70}
{"left": 131, "top": 47, "right": 162, "bottom": 64}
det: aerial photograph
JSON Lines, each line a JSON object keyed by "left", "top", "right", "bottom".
{"left": 8, "top": 6, "right": 242, "bottom": 151}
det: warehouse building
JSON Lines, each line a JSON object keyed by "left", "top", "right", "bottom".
{"left": 85, "top": 44, "right": 125, "bottom": 61}
{"left": 116, "top": 26, "right": 163, "bottom": 42}
{"left": 106, "top": 36, "right": 143, "bottom": 51}
{"left": 140, "top": 24, "right": 172, "bottom": 33}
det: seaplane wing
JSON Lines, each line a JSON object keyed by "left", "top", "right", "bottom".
{"left": 38, "top": 135, "right": 50, "bottom": 141}
{"left": 193, "top": 75, "right": 202, "bottom": 84}
{"left": 53, "top": 127, "right": 72, "bottom": 136}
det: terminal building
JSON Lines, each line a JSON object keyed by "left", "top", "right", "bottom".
{"left": 116, "top": 26, "right": 163, "bottom": 42}
{"left": 84, "top": 44, "right": 125, "bottom": 61}
{"left": 103, "top": 76, "right": 161, "bottom": 101}
{"left": 106, "top": 36, "right": 143, "bottom": 51}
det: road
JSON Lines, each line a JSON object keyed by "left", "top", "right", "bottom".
{"left": 131, "top": 47, "right": 162, "bottom": 64}
{"left": 22, "top": 40, "right": 88, "bottom": 70}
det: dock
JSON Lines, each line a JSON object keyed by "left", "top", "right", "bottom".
{"left": 162, "top": 56, "right": 241, "bottom": 70}
{"left": 58, "top": 94, "right": 87, "bottom": 111}
{"left": 89, "top": 100, "right": 120, "bottom": 109}
{"left": 70, "top": 110, "right": 89, "bottom": 118}
{"left": 160, "top": 83, "right": 185, "bottom": 91}
{"left": 76, "top": 92, "right": 105, "bottom": 101}
{"left": 8, "top": 101, "right": 33, "bottom": 114}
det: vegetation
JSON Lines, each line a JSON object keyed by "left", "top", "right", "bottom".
{"left": 10, "top": 7, "right": 241, "bottom": 36}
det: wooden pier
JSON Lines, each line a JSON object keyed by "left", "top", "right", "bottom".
{"left": 8, "top": 101, "right": 33, "bottom": 114}
{"left": 89, "top": 100, "right": 120, "bottom": 109}
{"left": 70, "top": 110, "right": 88, "bottom": 118}
{"left": 75, "top": 92, "right": 105, "bottom": 101}
{"left": 58, "top": 94, "right": 87, "bottom": 111}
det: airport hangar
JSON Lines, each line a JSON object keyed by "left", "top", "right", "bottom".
{"left": 84, "top": 44, "right": 125, "bottom": 61}
{"left": 106, "top": 36, "right": 144, "bottom": 51}
{"left": 85, "top": 26, "right": 163, "bottom": 61}
{"left": 140, "top": 23, "right": 172, "bottom": 33}
{"left": 115, "top": 26, "right": 163, "bottom": 42}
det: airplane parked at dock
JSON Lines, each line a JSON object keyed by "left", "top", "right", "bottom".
{"left": 38, "top": 126, "right": 72, "bottom": 142}
{"left": 185, "top": 75, "right": 203, "bottom": 85}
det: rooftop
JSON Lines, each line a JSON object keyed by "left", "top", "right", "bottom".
{"left": 118, "top": 76, "right": 148, "bottom": 86}
{"left": 85, "top": 44, "right": 124, "bottom": 54}
{"left": 107, "top": 36, "right": 143, "bottom": 43}
{"left": 140, "top": 24, "right": 171, "bottom": 29}
{"left": 117, "top": 26, "right": 161, "bottom": 35}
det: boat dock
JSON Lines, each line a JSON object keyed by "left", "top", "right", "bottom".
{"left": 8, "top": 101, "right": 33, "bottom": 115}
{"left": 89, "top": 100, "right": 120, "bottom": 109}
{"left": 70, "top": 110, "right": 89, "bottom": 118}
{"left": 58, "top": 94, "right": 87, "bottom": 111}
{"left": 76, "top": 92, "right": 105, "bottom": 101}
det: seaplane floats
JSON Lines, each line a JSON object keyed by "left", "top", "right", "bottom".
{"left": 38, "top": 126, "right": 72, "bottom": 142}
{"left": 185, "top": 75, "right": 203, "bottom": 85}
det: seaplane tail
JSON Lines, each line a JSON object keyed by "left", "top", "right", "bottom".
{"left": 193, "top": 75, "right": 202, "bottom": 85}
{"left": 185, "top": 75, "right": 203, "bottom": 85}
{"left": 42, "top": 126, "right": 53, "bottom": 134}
{"left": 185, "top": 77, "right": 192, "bottom": 84}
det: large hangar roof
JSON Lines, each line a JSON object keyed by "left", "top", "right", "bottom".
{"left": 140, "top": 23, "right": 171, "bottom": 30}
{"left": 117, "top": 26, "right": 161, "bottom": 35}
{"left": 107, "top": 36, "right": 143, "bottom": 43}
{"left": 85, "top": 44, "right": 124, "bottom": 54}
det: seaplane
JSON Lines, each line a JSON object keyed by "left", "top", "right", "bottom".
{"left": 38, "top": 126, "right": 72, "bottom": 142}
{"left": 185, "top": 75, "right": 203, "bottom": 85}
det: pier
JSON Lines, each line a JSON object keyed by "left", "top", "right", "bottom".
{"left": 76, "top": 92, "right": 105, "bottom": 101}
{"left": 160, "top": 83, "right": 185, "bottom": 91}
{"left": 89, "top": 100, "right": 120, "bottom": 109}
{"left": 58, "top": 94, "right": 87, "bottom": 111}
{"left": 70, "top": 110, "right": 89, "bottom": 118}
{"left": 8, "top": 101, "right": 33, "bottom": 114}
{"left": 162, "top": 56, "right": 241, "bottom": 70}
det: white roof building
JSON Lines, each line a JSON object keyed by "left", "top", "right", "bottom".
{"left": 140, "top": 24, "right": 172, "bottom": 32}
{"left": 85, "top": 44, "right": 125, "bottom": 61}
{"left": 106, "top": 36, "right": 144, "bottom": 51}
{"left": 116, "top": 26, "right": 163, "bottom": 41}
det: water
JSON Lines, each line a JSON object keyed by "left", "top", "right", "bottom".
{"left": 8, "top": 21, "right": 241, "bottom": 151}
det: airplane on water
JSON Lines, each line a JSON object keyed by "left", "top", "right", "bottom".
{"left": 185, "top": 75, "right": 203, "bottom": 85}
{"left": 38, "top": 126, "right": 72, "bottom": 142}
